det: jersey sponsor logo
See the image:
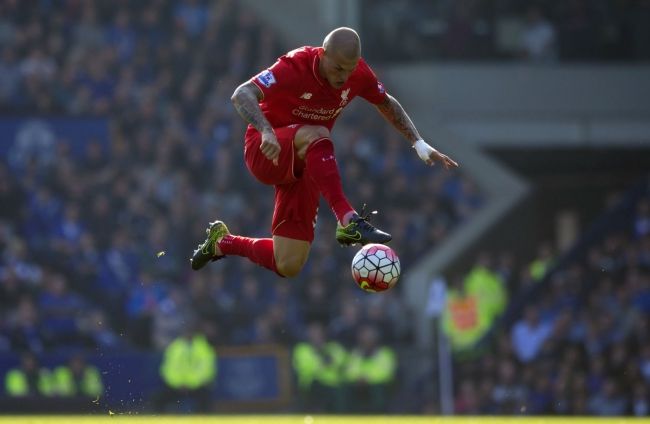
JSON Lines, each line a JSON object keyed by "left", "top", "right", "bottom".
{"left": 291, "top": 105, "right": 338, "bottom": 121}
{"left": 257, "top": 70, "right": 276, "bottom": 88}
{"left": 300, "top": 92, "right": 312, "bottom": 99}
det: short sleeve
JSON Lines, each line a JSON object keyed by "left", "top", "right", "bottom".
{"left": 250, "top": 54, "right": 295, "bottom": 100}
{"left": 357, "top": 59, "right": 388, "bottom": 105}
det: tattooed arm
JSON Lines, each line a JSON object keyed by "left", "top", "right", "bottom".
{"left": 376, "top": 94, "right": 458, "bottom": 168}
{"left": 375, "top": 94, "right": 422, "bottom": 145}
{"left": 231, "top": 82, "right": 280, "bottom": 164}
{"left": 231, "top": 82, "right": 273, "bottom": 133}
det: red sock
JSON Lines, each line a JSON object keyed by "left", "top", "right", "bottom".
{"left": 305, "top": 137, "right": 354, "bottom": 223}
{"left": 218, "top": 235, "right": 284, "bottom": 276}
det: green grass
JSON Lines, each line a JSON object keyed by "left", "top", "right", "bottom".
{"left": 0, "top": 416, "right": 647, "bottom": 424}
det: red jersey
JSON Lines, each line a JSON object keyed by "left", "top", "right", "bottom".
{"left": 249, "top": 46, "right": 387, "bottom": 131}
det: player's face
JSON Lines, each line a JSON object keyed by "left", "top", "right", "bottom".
{"left": 320, "top": 49, "right": 359, "bottom": 89}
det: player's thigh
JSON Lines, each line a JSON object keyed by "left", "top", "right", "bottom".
{"left": 271, "top": 171, "right": 320, "bottom": 243}
{"left": 244, "top": 125, "right": 302, "bottom": 186}
{"left": 273, "top": 235, "right": 311, "bottom": 277}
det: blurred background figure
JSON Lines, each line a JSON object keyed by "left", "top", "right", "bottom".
{"left": 49, "top": 354, "right": 103, "bottom": 399}
{"left": 156, "top": 325, "right": 216, "bottom": 413}
{"left": 3, "top": 352, "right": 50, "bottom": 397}
{"left": 344, "top": 325, "right": 397, "bottom": 413}
{"left": 520, "top": 4, "right": 557, "bottom": 63}
{"left": 292, "top": 322, "right": 346, "bottom": 412}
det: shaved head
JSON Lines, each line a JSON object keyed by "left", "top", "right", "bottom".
{"left": 323, "top": 27, "right": 361, "bottom": 60}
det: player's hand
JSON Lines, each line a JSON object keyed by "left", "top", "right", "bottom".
{"left": 260, "top": 129, "right": 280, "bottom": 166}
{"left": 413, "top": 139, "right": 458, "bottom": 169}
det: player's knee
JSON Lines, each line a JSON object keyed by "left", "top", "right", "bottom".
{"left": 296, "top": 125, "right": 330, "bottom": 145}
{"left": 275, "top": 256, "right": 305, "bottom": 278}
{"left": 295, "top": 126, "right": 331, "bottom": 158}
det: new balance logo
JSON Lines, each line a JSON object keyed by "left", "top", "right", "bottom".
{"left": 300, "top": 92, "right": 312, "bottom": 99}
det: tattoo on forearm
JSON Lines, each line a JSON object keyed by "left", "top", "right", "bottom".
{"left": 232, "top": 86, "right": 271, "bottom": 133}
{"left": 377, "top": 95, "right": 421, "bottom": 143}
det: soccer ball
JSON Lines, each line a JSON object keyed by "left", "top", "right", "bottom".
{"left": 351, "top": 244, "right": 401, "bottom": 293}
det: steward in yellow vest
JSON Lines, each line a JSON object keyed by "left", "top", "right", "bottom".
{"left": 442, "top": 288, "right": 493, "bottom": 353}
{"left": 156, "top": 329, "right": 216, "bottom": 412}
{"left": 4, "top": 352, "right": 52, "bottom": 397}
{"left": 344, "top": 325, "right": 396, "bottom": 413}
{"left": 293, "top": 323, "right": 347, "bottom": 412}
{"left": 50, "top": 355, "right": 103, "bottom": 398}
{"left": 464, "top": 263, "right": 507, "bottom": 320}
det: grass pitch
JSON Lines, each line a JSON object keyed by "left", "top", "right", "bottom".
{"left": 0, "top": 417, "right": 647, "bottom": 424}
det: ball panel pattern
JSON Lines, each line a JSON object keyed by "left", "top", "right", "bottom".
{"left": 351, "top": 243, "right": 401, "bottom": 293}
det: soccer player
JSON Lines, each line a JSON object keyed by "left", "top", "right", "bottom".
{"left": 191, "top": 27, "right": 457, "bottom": 278}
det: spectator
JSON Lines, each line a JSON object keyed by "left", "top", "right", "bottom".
{"left": 455, "top": 379, "right": 480, "bottom": 414}
{"left": 491, "top": 359, "right": 527, "bottom": 414}
{"left": 588, "top": 379, "right": 627, "bottom": 416}
{"left": 634, "top": 199, "right": 650, "bottom": 238}
{"left": 6, "top": 296, "right": 44, "bottom": 354}
{"left": 125, "top": 271, "right": 167, "bottom": 348}
{"left": 632, "top": 382, "right": 649, "bottom": 417}
{"left": 152, "top": 288, "right": 193, "bottom": 351}
{"left": 328, "top": 298, "right": 362, "bottom": 348}
{"left": 520, "top": 5, "right": 557, "bottom": 62}
{"left": 38, "top": 273, "right": 87, "bottom": 349}
{"left": 511, "top": 305, "right": 554, "bottom": 363}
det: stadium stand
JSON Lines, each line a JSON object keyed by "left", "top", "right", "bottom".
{"left": 361, "top": 0, "right": 650, "bottom": 63}
{"left": 2, "top": 0, "right": 647, "bottom": 416}
{"left": 0, "top": 0, "right": 483, "bottom": 412}
{"left": 449, "top": 178, "right": 650, "bottom": 416}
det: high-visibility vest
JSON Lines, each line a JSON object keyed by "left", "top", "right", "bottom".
{"left": 464, "top": 266, "right": 507, "bottom": 319}
{"left": 344, "top": 346, "right": 396, "bottom": 385}
{"left": 529, "top": 257, "right": 552, "bottom": 281}
{"left": 160, "top": 335, "right": 216, "bottom": 390}
{"left": 50, "top": 365, "right": 103, "bottom": 397}
{"left": 293, "top": 342, "right": 346, "bottom": 389}
{"left": 4, "top": 368, "right": 52, "bottom": 397}
{"left": 442, "top": 290, "right": 492, "bottom": 351}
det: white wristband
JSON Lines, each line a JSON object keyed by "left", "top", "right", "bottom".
{"left": 413, "top": 139, "right": 434, "bottom": 162}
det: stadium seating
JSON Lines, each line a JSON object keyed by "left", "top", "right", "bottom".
{"left": 0, "top": 0, "right": 483, "bottom": 412}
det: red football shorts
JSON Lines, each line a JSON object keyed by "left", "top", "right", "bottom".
{"left": 244, "top": 125, "right": 319, "bottom": 242}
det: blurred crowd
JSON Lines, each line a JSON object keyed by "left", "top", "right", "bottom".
{"left": 0, "top": 0, "right": 647, "bottom": 417}
{"left": 362, "top": 0, "right": 650, "bottom": 62}
{"left": 449, "top": 197, "right": 650, "bottom": 416}
{"left": 0, "top": 0, "right": 482, "bottom": 367}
